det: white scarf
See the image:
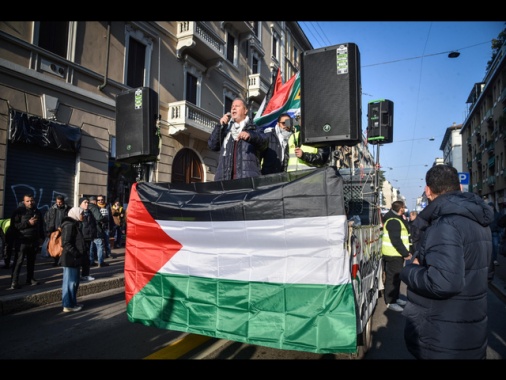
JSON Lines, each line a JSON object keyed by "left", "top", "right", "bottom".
{"left": 275, "top": 124, "right": 292, "bottom": 157}
{"left": 222, "top": 116, "right": 250, "bottom": 156}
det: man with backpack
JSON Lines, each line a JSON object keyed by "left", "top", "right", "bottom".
{"left": 44, "top": 195, "right": 70, "bottom": 266}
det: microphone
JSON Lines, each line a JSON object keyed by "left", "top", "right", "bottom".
{"left": 222, "top": 112, "right": 232, "bottom": 126}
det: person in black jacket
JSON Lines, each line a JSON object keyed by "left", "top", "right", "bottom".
{"left": 260, "top": 113, "right": 293, "bottom": 175}
{"left": 401, "top": 164, "right": 494, "bottom": 359}
{"left": 9, "top": 194, "right": 44, "bottom": 289}
{"left": 78, "top": 197, "right": 97, "bottom": 282}
{"left": 45, "top": 195, "right": 71, "bottom": 267}
{"left": 60, "top": 206, "right": 86, "bottom": 312}
{"left": 208, "top": 98, "right": 268, "bottom": 181}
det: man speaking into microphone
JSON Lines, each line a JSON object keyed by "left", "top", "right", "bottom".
{"left": 208, "top": 98, "right": 267, "bottom": 181}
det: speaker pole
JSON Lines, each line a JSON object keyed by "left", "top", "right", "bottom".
{"left": 374, "top": 144, "right": 381, "bottom": 225}
{"left": 133, "top": 163, "right": 144, "bottom": 183}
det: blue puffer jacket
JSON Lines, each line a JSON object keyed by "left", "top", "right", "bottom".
{"left": 208, "top": 120, "right": 267, "bottom": 181}
{"left": 400, "top": 191, "right": 494, "bottom": 359}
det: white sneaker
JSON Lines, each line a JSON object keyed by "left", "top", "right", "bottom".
{"left": 494, "top": 260, "right": 499, "bottom": 266}
{"left": 63, "top": 305, "right": 83, "bottom": 312}
{"left": 80, "top": 276, "right": 95, "bottom": 282}
{"left": 396, "top": 298, "right": 407, "bottom": 306}
{"left": 387, "top": 303, "right": 404, "bottom": 312}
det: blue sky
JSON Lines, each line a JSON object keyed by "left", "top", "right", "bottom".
{"left": 299, "top": 21, "right": 505, "bottom": 209}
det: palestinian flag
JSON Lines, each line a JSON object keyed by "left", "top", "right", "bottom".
{"left": 125, "top": 167, "right": 360, "bottom": 354}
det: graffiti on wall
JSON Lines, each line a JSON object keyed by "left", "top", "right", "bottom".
{"left": 8, "top": 183, "right": 69, "bottom": 215}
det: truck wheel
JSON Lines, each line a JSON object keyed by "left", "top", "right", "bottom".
{"left": 356, "top": 312, "right": 373, "bottom": 359}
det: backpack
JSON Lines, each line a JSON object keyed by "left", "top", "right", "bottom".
{"left": 47, "top": 227, "right": 63, "bottom": 258}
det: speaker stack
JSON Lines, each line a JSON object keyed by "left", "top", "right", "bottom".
{"left": 115, "top": 87, "right": 160, "bottom": 163}
{"left": 300, "top": 42, "right": 362, "bottom": 147}
{"left": 367, "top": 99, "right": 394, "bottom": 144}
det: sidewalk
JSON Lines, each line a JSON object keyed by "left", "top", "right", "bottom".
{"left": 1, "top": 245, "right": 505, "bottom": 317}
{"left": 0, "top": 246, "right": 125, "bottom": 316}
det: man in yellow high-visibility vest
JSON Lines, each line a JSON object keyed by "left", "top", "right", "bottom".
{"left": 381, "top": 200, "right": 412, "bottom": 312}
{"left": 286, "top": 114, "right": 330, "bottom": 172}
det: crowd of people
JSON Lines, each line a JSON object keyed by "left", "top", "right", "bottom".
{"left": 1, "top": 194, "right": 125, "bottom": 313}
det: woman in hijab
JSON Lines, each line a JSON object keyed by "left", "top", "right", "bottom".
{"left": 60, "top": 206, "right": 86, "bottom": 312}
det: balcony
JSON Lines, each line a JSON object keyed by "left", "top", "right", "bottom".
{"left": 247, "top": 73, "right": 270, "bottom": 101}
{"left": 487, "top": 176, "right": 496, "bottom": 186}
{"left": 176, "top": 22, "right": 225, "bottom": 62}
{"left": 162, "top": 100, "right": 219, "bottom": 141}
{"left": 476, "top": 152, "right": 482, "bottom": 162}
{"left": 488, "top": 156, "right": 495, "bottom": 168}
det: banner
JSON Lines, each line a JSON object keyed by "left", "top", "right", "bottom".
{"left": 125, "top": 167, "right": 362, "bottom": 354}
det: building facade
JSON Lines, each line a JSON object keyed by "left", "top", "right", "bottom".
{"left": 461, "top": 39, "right": 506, "bottom": 208}
{"left": 0, "top": 21, "right": 316, "bottom": 218}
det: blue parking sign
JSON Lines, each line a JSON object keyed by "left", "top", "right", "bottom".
{"left": 458, "top": 172, "right": 469, "bottom": 185}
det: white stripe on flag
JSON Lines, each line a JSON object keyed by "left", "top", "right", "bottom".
{"left": 156, "top": 215, "right": 350, "bottom": 285}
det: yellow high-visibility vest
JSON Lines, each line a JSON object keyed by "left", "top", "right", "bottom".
{"left": 287, "top": 131, "right": 319, "bottom": 172}
{"left": 381, "top": 217, "right": 410, "bottom": 257}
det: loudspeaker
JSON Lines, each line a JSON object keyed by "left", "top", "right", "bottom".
{"left": 115, "top": 87, "right": 159, "bottom": 163}
{"left": 301, "top": 43, "right": 362, "bottom": 147}
{"left": 367, "top": 99, "right": 393, "bottom": 144}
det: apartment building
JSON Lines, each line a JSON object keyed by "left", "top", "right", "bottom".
{"left": 0, "top": 21, "right": 313, "bottom": 218}
{"left": 461, "top": 40, "right": 506, "bottom": 207}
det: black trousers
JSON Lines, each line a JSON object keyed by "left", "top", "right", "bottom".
{"left": 81, "top": 240, "right": 92, "bottom": 277}
{"left": 383, "top": 255, "right": 405, "bottom": 305}
{"left": 11, "top": 240, "right": 38, "bottom": 285}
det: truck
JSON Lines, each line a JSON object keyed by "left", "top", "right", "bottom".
{"left": 124, "top": 166, "right": 383, "bottom": 358}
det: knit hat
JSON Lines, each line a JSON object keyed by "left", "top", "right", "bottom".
{"left": 79, "top": 196, "right": 89, "bottom": 205}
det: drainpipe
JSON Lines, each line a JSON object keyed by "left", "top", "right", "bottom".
{"left": 98, "top": 21, "right": 111, "bottom": 91}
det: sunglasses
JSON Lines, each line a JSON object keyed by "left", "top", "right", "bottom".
{"left": 97, "top": 199, "right": 104, "bottom": 201}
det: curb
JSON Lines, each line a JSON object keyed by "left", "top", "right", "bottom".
{"left": 0, "top": 276, "right": 124, "bottom": 316}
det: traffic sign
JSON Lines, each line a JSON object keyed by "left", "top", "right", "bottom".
{"left": 458, "top": 172, "right": 469, "bottom": 185}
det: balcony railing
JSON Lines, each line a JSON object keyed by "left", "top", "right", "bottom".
{"left": 163, "top": 100, "right": 219, "bottom": 141}
{"left": 176, "top": 21, "right": 225, "bottom": 61}
{"left": 247, "top": 73, "right": 270, "bottom": 100}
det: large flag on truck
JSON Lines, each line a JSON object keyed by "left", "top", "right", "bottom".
{"left": 125, "top": 167, "right": 359, "bottom": 354}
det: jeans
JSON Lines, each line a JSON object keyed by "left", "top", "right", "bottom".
{"left": 62, "top": 266, "right": 80, "bottom": 308}
{"left": 111, "top": 225, "right": 123, "bottom": 247}
{"left": 11, "top": 240, "right": 38, "bottom": 285}
{"left": 90, "top": 237, "right": 105, "bottom": 264}
{"left": 103, "top": 229, "right": 111, "bottom": 257}
{"left": 383, "top": 255, "right": 405, "bottom": 305}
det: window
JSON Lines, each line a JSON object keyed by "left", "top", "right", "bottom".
{"left": 183, "top": 56, "right": 204, "bottom": 107}
{"left": 124, "top": 25, "right": 153, "bottom": 88}
{"left": 226, "top": 32, "right": 235, "bottom": 63}
{"left": 272, "top": 32, "right": 279, "bottom": 60}
{"left": 186, "top": 72, "right": 198, "bottom": 105}
{"left": 126, "top": 37, "right": 146, "bottom": 88}
{"left": 37, "top": 21, "right": 69, "bottom": 58}
{"left": 224, "top": 96, "right": 233, "bottom": 114}
{"left": 252, "top": 56, "right": 259, "bottom": 74}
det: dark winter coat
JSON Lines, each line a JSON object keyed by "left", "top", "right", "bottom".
{"left": 79, "top": 210, "right": 97, "bottom": 241}
{"left": 260, "top": 127, "right": 287, "bottom": 175}
{"left": 400, "top": 191, "right": 494, "bottom": 359}
{"left": 60, "top": 216, "right": 85, "bottom": 268}
{"left": 208, "top": 120, "right": 268, "bottom": 181}
{"left": 10, "top": 205, "right": 43, "bottom": 242}
{"left": 44, "top": 203, "right": 71, "bottom": 236}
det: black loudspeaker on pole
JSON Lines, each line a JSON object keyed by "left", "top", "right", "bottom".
{"left": 367, "top": 99, "right": 394, "bottom": 144}
{"left": 300, "top": 43, "right": 362, "bottom": 147}
{"left": 115, "top": 87, "right": 160, "bottom": 163}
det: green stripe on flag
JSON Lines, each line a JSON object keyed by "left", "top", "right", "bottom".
{"left": 127, "top": 273, "right": 358, "bottom": 354}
